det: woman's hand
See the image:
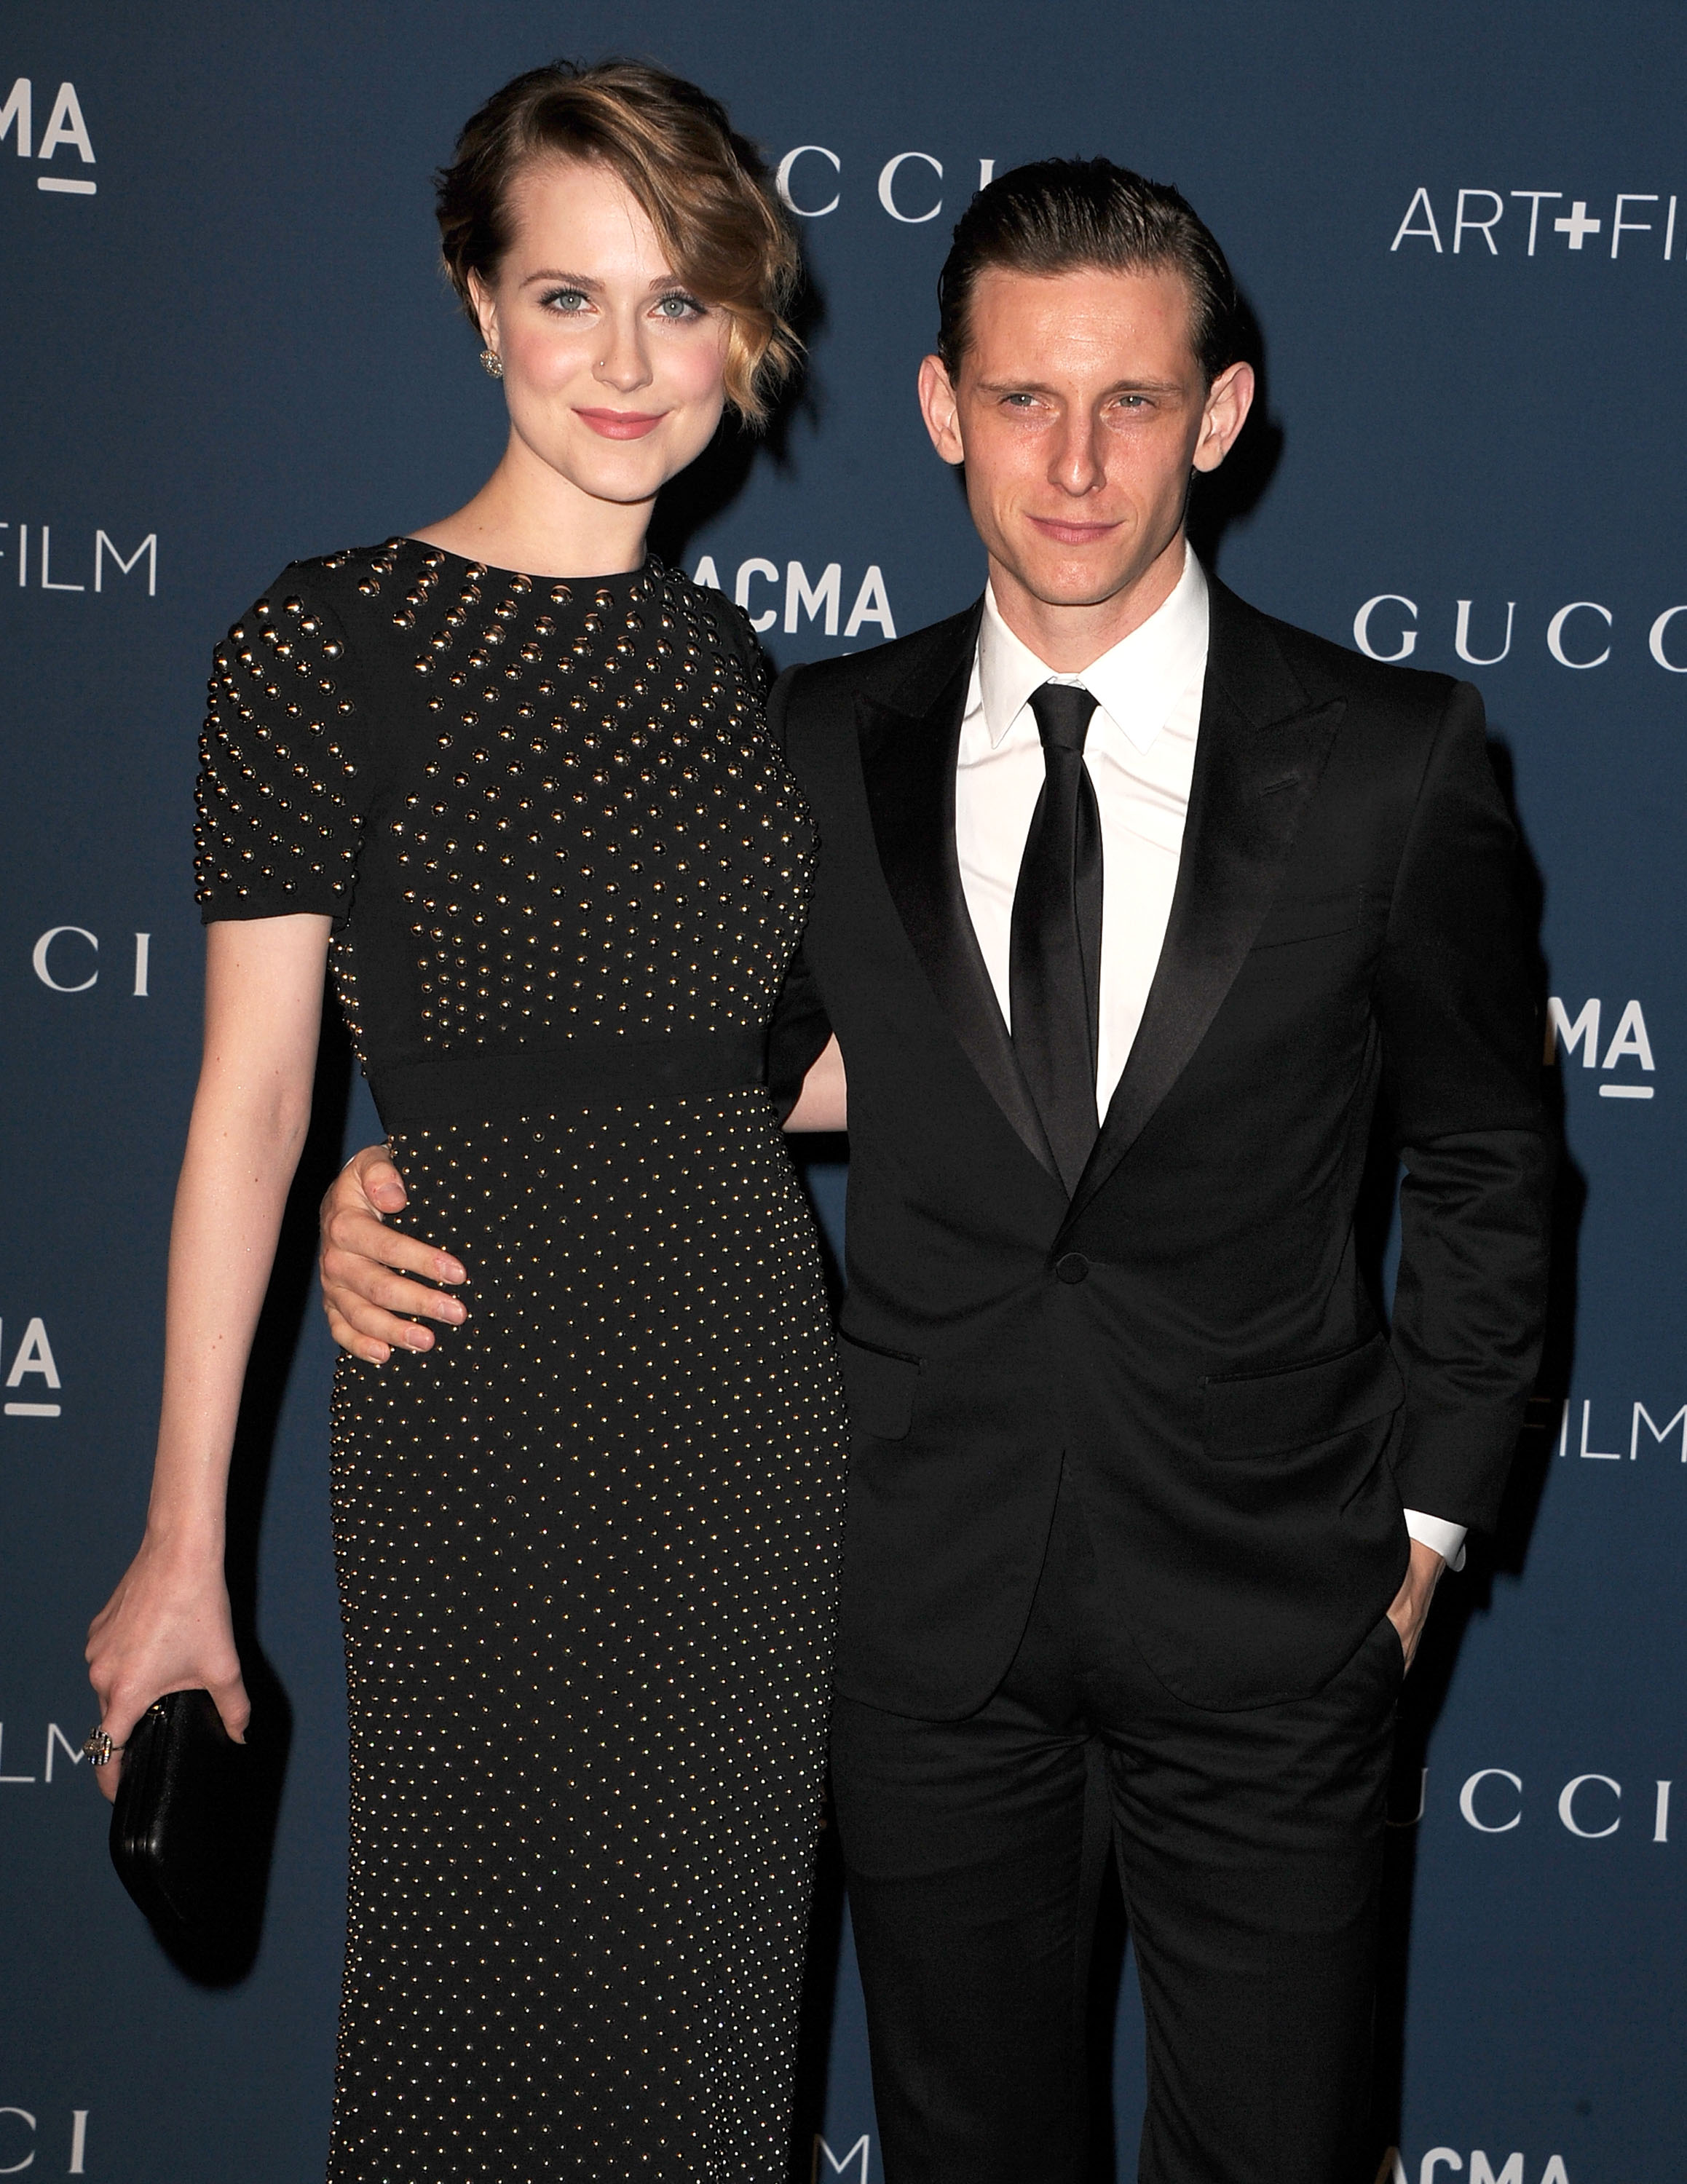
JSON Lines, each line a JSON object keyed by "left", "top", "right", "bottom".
{"left": 84, "top": 1534, "right": 248, "bottom": 1803}
{"left": 320, "top": 1147, "right": 467, "bottom": 1364}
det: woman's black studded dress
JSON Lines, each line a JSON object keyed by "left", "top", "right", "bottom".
{"left": 194, "top": 541, "right": 847, "bottom": 2182}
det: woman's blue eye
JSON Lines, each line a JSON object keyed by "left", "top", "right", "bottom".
{"left": 545, "top": 289, "right": 590, "bottom": 313}
{"left": 655, "top": 293, "right": 704, "bottom": 320}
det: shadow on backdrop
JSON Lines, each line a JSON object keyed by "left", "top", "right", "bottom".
{"left": 647, "top": 268, "right": 826, "bottom": 579}
{"left": 1186, "top": 285, "right": 1282, "bottom": 581}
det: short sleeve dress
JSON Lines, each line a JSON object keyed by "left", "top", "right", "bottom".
{"left": 195, "top": 539, "right": 847, "bottom": 2182}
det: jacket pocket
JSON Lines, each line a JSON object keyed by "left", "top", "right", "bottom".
{"left": 838, "top": 1332, "right": 922, "bottom": 1441}
{"left": 1203, "top": 1332, "right": 1403, "bottom": 1459}
{"left": 1248, "top": 887, "right": 1365, "bottom": 951}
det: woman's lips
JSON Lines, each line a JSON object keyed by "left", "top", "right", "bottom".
{"left": 575, "top": 408, "right": 665, "bottom": 440}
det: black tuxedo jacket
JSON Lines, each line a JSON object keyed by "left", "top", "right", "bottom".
{"left": 769, "top": 577, "right": 1553, "bottom": 1717}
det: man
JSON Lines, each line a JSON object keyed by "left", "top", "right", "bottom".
{"left": 319, "top": 162, "right": 1552, "bottom": 2183}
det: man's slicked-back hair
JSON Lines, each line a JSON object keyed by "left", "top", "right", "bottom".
{"left": 936, "top": 158, "right": 1243, "bottom": 387}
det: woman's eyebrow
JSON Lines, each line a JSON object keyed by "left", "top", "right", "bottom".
{"left": 518, "top": 269, "right": 686, "bottom": 291}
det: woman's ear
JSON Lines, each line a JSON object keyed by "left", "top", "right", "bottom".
{"left": 467, "top": 270, "right": 501, "bottom": 360}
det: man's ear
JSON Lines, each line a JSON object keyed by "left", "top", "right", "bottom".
{"left": 917, "top": 353, "right": 965, "bottom": 467}
{"left": 1192, "top": 360, "right": 1255, "bottom": 475}
{"left": 467, "top": 271, "right": 502, "bottom": 360}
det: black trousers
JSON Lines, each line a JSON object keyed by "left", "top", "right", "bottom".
{"left": 829, "top": 1471, "right": 1404, "bottom": 2184}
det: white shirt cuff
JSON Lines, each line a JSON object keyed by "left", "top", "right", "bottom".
{"left": 1404, "top": 1508, "right": 1467, "bottom": 1572}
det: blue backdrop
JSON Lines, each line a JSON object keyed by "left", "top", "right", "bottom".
{"left": 2, "top": 6, "right": 1681, "bottom": 2180}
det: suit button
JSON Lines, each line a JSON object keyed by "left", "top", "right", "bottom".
{"left": 1055, "top": 1252, "right": 1090, "bottom": 1284}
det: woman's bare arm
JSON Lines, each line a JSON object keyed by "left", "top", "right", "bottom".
{"left": 84, "top": 914, "right": 332, "bottom": 1798}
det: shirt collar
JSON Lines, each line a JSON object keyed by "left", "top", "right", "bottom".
{"left": 977, "top": 545, "right": 1209, "bottom": 755}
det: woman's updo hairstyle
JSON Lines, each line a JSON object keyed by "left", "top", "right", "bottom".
{"left": 437, "top": 58, "right": 801, "bottom": 429}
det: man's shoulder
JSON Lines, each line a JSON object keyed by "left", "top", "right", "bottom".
{"left": 780, "top": 602, "right": 979, "bottom": 719}
{"left": 1222, "top": 583, "right": 1463, "bottom": 728}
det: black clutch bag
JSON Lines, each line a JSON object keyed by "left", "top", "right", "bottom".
{"left": 108, "top": 1689, "right": 261, "bottom": 1949}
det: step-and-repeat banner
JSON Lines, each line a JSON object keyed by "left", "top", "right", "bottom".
{"left": 2, "top": 4, "right": 1680, "bottom": 2180}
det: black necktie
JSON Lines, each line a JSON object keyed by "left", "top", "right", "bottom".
{"left": 1010, "top": 682, "right": 1103, "bottom": 1195}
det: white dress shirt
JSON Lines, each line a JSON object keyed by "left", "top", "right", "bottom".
{"left": 953, "top": 545, "right": 1466, "bottom": 1572}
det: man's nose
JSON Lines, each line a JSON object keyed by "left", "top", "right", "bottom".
{"left": 1048, "top": 413, "right": 1106, "bottom": 496}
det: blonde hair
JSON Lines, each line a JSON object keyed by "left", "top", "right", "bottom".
{"left": 436, "top": 58, "right": 801, "bottom": 428}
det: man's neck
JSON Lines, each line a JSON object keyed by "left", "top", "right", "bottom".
{"left": 987, "top": 529, "right": 1188, "bottom": 673}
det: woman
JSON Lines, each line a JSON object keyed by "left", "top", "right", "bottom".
{"left": 85, "top": 59, "right": 847, "bottom": 2181}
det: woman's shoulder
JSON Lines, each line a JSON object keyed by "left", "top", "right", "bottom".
{"left": 210, "top": 539, "right": 443, "bottom": 772}
{"left": 656, "top": 560, "right": 769, "bottom": 686}
{"left": 237, "top": 537, "right": 438, "bottom": 630}
{"left": 218, "top": 538, "right": 459, "bottom": 707}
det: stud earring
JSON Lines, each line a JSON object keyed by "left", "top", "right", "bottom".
{"left": 479, "top": 349, "right": 504, "bottom": 379}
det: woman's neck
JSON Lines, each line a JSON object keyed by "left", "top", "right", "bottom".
{"left": 413, "top": 433, "right": 652, "bottom": 579}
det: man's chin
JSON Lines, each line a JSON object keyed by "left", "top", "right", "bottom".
{"left": 1010, "top": 563, "right": 1146, "bottom": 611}
{"left": 988, "top": 525, "right": 1186, "bottom": 615}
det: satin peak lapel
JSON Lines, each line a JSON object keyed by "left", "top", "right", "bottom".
{"left": 857, "top": 615, "right": 1059, "bottom": 1183}
{"left": 1066, "top": 587, "right": 1346, "bottom": 1224}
